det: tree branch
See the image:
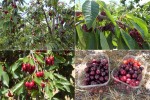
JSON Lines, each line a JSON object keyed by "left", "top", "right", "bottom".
{"left": 41, "top": 5, "right": 52, "bottom": 34}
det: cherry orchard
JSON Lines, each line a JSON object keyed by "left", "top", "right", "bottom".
{"left": 0, "top": 50, "right": 74, "bottom": 100}
{"left": 0, "top": 0, "right": 74, "bottom": 49}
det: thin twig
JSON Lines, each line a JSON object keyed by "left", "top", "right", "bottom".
{"left": 41, "top": 5, "right": 52, "bottom": 34}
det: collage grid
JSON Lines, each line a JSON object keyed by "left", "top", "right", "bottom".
{"left": 0, "top": 0, "right": 150, "bottom": 100}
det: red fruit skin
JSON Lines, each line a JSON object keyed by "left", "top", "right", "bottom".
{"left": 25, "top": 82, "right": 30, "bottom": 87}
{"left": 120, "top": 69, "right": 126, "bottom": 75}
{"left": 31, "top": 66, "right": 35, "bottom": 72}
{"left": 49, "top": 56, "right": 54, "bottom": 61}
{"left": 36, "top": 72, "right": 41, "bottom": 77}
{"left": 39, "top": 71, "right": 44, "bottom": 77}
{"left": 120, "top": 76, "right": 127, "bottom": 82}
{"left": 135, "top": 81, "right": 140, "bottom": 86}
{"left": 123, "top": 60, "right": 128, "bottom": 64}
{"left": 126, "top": 74, "right": 131, "bottom": 78}
{"left": 22, "top": 63, "right": 27, "bottom": 72}
{"left": 51, "top": 60, "right": 54, "bottom": 65}
{"left": 92, "top": 59, "right": 97, "bottom": 63}
{"left": 29, "top": 81, "right": 35, "bottom": 88}
{"left": 41, "top": 82, "right": 45, "bottom": 88}
{"left": 45, "top": 57, "right": 51, "bottom": 65}
{"left": 126, "top": 78, "right": 131, "bottom": 84}
{"left": 25, "top": 63, "right": 31, "bottom": 71}
{"left": 8, "top": 91, "right": 13, "bottom": 97}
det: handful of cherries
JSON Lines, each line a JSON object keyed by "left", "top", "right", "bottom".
{"left": 83, "top": 58, "right": 109, "bottom": 85}
{"left": 114, "top": 58, "right": 144, "bottom": 87}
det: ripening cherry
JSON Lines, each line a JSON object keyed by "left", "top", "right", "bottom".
{"left": 41, "top": 82, "right": 46, "bottom": 88}
{"left": 8, "top": 91, "right": 13, "bottom": 97}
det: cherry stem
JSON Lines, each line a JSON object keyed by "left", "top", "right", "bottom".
{"left": 30, "top": 50, "right": 38, "bottom": 72}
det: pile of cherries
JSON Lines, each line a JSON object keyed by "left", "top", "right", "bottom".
{"left": 83, "top": 58, "right": 109, "bottom": 85}
{"left": 129, "top": 28, "right": 144, "bottom": 48}
{"left": 114, "top": 58, "right": 144, "bottom": 87}
{"left": 22, "top": 63, "right": 35, "bottom": 74}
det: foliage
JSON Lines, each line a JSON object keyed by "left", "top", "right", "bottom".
{"left": 75, "top": 0, "right": 150, "bottom": 50}
{"left": 0, "top": 0, "right": 75, "bottom": 50}
{"left": 0, "top": 50, "right": 74, "bottom": 99}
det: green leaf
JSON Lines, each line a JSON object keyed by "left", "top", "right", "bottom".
{"left": 0, "top": 63, "right": 3, "bottom": 77}
{"left": 76, "top": 25, "right": 87, "bottom": 48}
{"left": 131, "top": 21, "right": 145, "bottom": 39}
{"left": 126, "top": 14, "right": 148, "bottom": 37}
{"left": 99, "top": 31, "right": 110, "bottom": 49}
{"left": 114, "top": 26, "right": 120, "bottom": 38}
{"left": 120, "top": 29, "right": 135, "bottom": 49}
{"left": 12, "top": 80, "right": 24, "bottom": 92}
{"left": 29, "top": 58, "right": 34, "bottom": 66}
{"left": 117, "top": 36, "right": 129, "bottom": 49}
{"left": 11, "top": 61, "right": 21, "bottom": 72}
{"left": 107, "top": 33, "right": 113, "bottom": 49}
{"left": 54, "top": 73, "right": 67, "bottom": 81}
{"left": 82, "top": 0, "right": 99, "bottom": 29}
{"left": 23, "top": 57, "right": 29, "bottom": 63}
{"left": 98, "top": 1, "right": 116, "bottom": 26}
{"left": 63, "top": 85, "right": 71, "bottom": 92}
{"left": 55, "top": 83, "right": 65, "bottom": 91}
{"left": 49, "top": 66, "right": 59, "bottom": 70}
{"left": 34, "top": 77, "right": 42, "bottom": 86}
{"left": 54, "top": 54, "right": 66, "bottom": 63}
{"left": 34, "top": 54, "right": 44, "bottom": 63}
{"left": 49, "top": 73, "right": 54, "bottom": 80}
{"left": 87, "top": 31, "right": 97, "bottom": 49}
{"left": 45, "top": 85, "right": 53, "bottom": 99}
{"left": 2, "top": 72, "right": 9, "bottom": 87}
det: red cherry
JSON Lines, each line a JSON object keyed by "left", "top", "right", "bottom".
{"left": 4, "top": 10, "right": 8, "bottom": 14}
{"left": 137, "top": 62, "right": 141, "bottom": 66}
{"left": 36, "top": 72, "right": 41, "bottom": 77}
{"left": 29, "top": 66, "right": 35, "bottom": 73}
{"left": 46, "top": 57, "right": 51, "bottom": 65}
{"left": 92, "top": 59, "right": 97, "bottom": 63}
{"left": 22, "top": 63, "right": 27, "bottom": 71}
{"left": 51, "top": 60, "right": 54, "bottom": 65}
{"left": 135, "top": 81, "right": 140, "bottom": 86}
{"left": 120, "top": 76, "right": 127, "bottom": 82}
{"left": 39, "top": 71, "right": 44, "bottom": 77}
{"left": 49, "top": 56, "right": 54, "bottom": 61}
{"left": 29, "top": 81, "right": 35, "bottom": 88}
{"left": 25, "top": 63, "right": 31, "bottom": 71}
{"left": 25, "top": 82, "right": 30, "bottom": 87}
{"left": 126, "top": 78, "right": 131, "bottom": 84}
{"left": 126, "top": 74, "right": 131, "bottom": 78}
{"left": 120, "top": 69, "right": 126, "bottom": 75}
{"left": 41, "top": 82, "right": 45, "bottom": 88}
{"left": 123, "top": 60, "right": 128, "bottom": 64}
{"left": 8, "top": 91, "right": 13, "bottom": 97}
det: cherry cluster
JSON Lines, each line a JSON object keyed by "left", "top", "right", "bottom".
{"left": 45, "top": 56, "right": 54, "bottom": 66}
{"left": 36, "top": 71, "right": 44, "bottom": 77}
{"left": 129, "top": 29, "right": 144, "bottom": 48}
{"left": 114, "top": 58, "right": 144, "bottom": 87}
{"left": 98, "top": 23, "right": 114, "bottom": 32}
{"left": 83, "top": 59, "right": 109, "bottom": 85}
{"left": 24, "top": 81, "right": 38, "bottom": 90}
{"left": 22, "top": 63, "right": 35, "bottom": 74}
